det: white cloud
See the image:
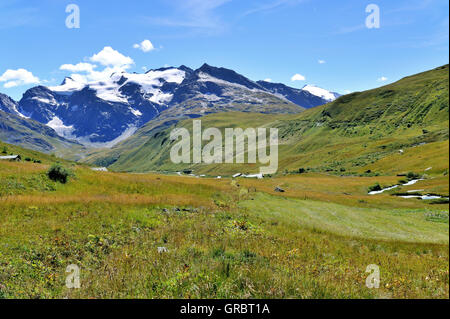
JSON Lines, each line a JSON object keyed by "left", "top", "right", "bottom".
{"left": 54, "top": 47, "right": 137, "bottom": 88}
{"left": 4, "top": 81, "right": 18, "bottom": 88}
{"left": 133, "top": 39, "right": 155, "bottom": 52}
{"left": 60, "top": 62, "right": 97, "bottom": 73}
{"left": 68, "top": 73, "right": 88, "bottom": 84}
{"left": 377, "top": 76, "right": 388, "bottom": 82}
{"left": 0, "top": 68, "right": 40, "bottom": 88}
{"left": 318, "top": 60, "right": 326, "bottom": 64}
{"left": 291, "top": 73, "right": 306, "bottom": 81}
{"left": 89, "top": 46, "right": 134, "bottom": 68}
{"left": 263, "top": 78, "right": 272, "bottom": 82}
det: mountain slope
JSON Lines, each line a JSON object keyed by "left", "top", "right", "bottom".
{"left": 0, "top": 93, "right": 21, "bottom": 115}
{"left": 257, "top": 81, "right": 335, "bottom": 108}
{"left": 0, "top": 109, "right": 83, "bottom": 155}
{"left": 83, "top": 65, "right": 449, "bottom": 175}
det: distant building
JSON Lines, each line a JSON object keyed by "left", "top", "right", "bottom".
{"left": 0, "top": 155, "right": 21, "bottom": 161}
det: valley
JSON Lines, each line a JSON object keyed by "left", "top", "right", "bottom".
{"left": 0, "top": 64, "right": 448, "bottom": 299}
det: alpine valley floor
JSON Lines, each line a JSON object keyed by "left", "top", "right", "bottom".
{"left": 0, "top": 145, "right": 448, "bottom": 298}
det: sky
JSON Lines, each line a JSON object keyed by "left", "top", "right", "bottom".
{"left": 0, "top": 0, "right": 448, "bottom": 100}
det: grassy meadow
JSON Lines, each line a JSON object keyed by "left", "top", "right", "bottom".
{"left": 0, "top": 155, "right": 448, "bottom": 299}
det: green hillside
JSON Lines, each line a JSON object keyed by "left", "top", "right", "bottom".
{"left": 84, "top": 65, "right": 449, "bottom": 176}
{"left": 0, "top": 139, "right": 75, "bottom": 166}
{"left": 0, "top": 110, "right": 84, "bottom": 157}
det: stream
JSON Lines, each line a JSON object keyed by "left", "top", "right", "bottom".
{"left": 368, "top": 179, "right": 448, "bottom": 200}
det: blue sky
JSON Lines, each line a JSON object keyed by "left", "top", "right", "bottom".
{"left": 0, "top": 0, "right": 448, "bottom": 100}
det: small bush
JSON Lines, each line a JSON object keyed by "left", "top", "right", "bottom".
{"left": 47, "top": 164, "right": 72, "bottom": 184}
{"left": 368, "top": 183, "right": 382, "bottom": 192}
{"left": 406, "top": 172, "right": 420, "bottom": 180}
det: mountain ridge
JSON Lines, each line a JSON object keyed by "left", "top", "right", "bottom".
{"left": 12, "top": 64, "right": 336, "bottom": 147}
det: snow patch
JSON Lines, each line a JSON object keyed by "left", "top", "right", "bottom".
{"left": 123, "top": 68, "right": 185, "bottom": 105}
{"left": 89, "top": 80, "right": 128, "bottom": 103}
{"left": 46, "top": 116, "right": 75, "bottom": 139}
{"left": 197, "top": 72, "right": 263, "bottom": 93}
{"left": 76, "top": 125, "right": 138, "bottom": 149}
{"left": 129, "top": 107, "right": 142, "bottom": 117}
{"left": 302, "top": 85, "right": 338, "bottom": 102}
{"left": 49, "top": 77, "right": 86, "bottom": 94}
{"left": 32, "top": 96, "right": 58, "bottom": 105}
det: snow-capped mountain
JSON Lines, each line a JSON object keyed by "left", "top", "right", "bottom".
{"left": 18, "top": 67, "right": 189, "bottom": 147}
{"left": 16, "top": 64, "right": 338, "bottom": 148}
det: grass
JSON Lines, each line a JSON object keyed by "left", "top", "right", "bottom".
{"left": 0, "top": 160, "right": 448, "bottom": 299}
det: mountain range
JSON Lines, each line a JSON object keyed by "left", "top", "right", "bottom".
{"left": 82, "top": 65, "right": 449, "bottom": 174}
{"left": 3, "top": 64, "right": 339, "bottom": 150}
{"left": 2, "top": 64, "right": 447, "bottom": 177}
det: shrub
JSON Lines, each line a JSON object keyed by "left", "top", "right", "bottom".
{"left": 298, "top": 168, "right": 306, "bottom": 174}
{"left": 368, "top": 183, "right": 382, "bottom": 192}
{"left": 406, "top": 172, "right": 420, "bottom": 180}
{"left": 47, "top": 164, "right": 72, "bottom": 184}
{"left": 1, "top": 146, "right": 7, "bottom": 154}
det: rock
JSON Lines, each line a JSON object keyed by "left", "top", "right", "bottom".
{"left": 274, "top": 186, "right": 285, "bottom": 193}
{"left": 158, "top": 247, "right": 169, "bottom": 253}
